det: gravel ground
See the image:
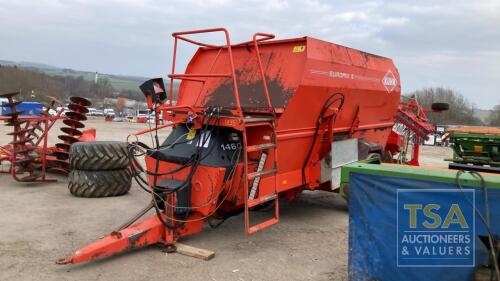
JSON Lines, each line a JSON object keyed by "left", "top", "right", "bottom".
{"left": 0, "top": 119, "right": 453, "bottom": 281}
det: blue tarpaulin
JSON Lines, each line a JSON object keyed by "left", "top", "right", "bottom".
{"left": 0, "top": 101, "right": 44, "bottom": 116}
{"left": 348, "top": 172, "right": 500, "bottom": 281}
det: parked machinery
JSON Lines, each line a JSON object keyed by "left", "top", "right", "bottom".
{"left": 445, "top": 126, "right": 500, "bottom": 173}
{"left": 385, "top": 95, "right": 449, "bottom": 166}
{"left": 59, "top": 28, "right": 441, "bottom": 264}
{"left": 0, "top": 92, "right": 94, "bottom": 181}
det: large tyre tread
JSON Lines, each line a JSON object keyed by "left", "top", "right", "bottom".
{"left": 68, "top": 169, "right": 132, "bottom": 198}
{"left": 70, "top": 141, "right": 129, "bottom": 170}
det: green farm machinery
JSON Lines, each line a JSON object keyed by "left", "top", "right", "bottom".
{"left": 445, "top": 127, "right": 500, "bottom": 173}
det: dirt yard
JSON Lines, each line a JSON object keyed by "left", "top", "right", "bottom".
{"left": 0, "top": 119, "right": 452, "bottom": 281}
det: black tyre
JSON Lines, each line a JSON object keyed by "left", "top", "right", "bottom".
{"left": 431, "top": 102, "right": 450, "bottom": 111}
{"left": 70, "top": 141, "right": 129, "bottom": 170}
{"left": 68, "top": 169, "right": 132, "bottom": 198}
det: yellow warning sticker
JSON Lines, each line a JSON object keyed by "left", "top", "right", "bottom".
{"left": 186, "top": 128, "right": 196, "bottom": 140}
{"left": 293, "top": 45, "right": 306, "bottom": 53}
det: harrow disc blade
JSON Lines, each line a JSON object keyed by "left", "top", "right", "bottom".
{"left": 65, "top": 111, "right": 87, "bottom": 121}
{"left": 53, "top": 151, "right": 70, "bottom": 160}
{"left": 47, "top": 159, "right": 70, "bottom": 170}
{"left": 58, "top": 135, "right": 79, "bottom": 144}
{"left": 15, "top": 165, "right": 33, "bottom": 174}
{"left": 15, "top": 158, "right": 33, "bottom": 166}
{"left": 27, "top": 131, "right": 40, "bottom": 139}
{"left": 49, "top": 167, "right": 69, "bottom": 174}
{"left": 6, "top": 128, "right": 33, "bottom": 136}
{"left": 63, "top": 119, "right": 84, "bottom": 129}
{"left": 4, "top": 120, "right": 27, "bottom": 126}
{"left": 68, "top": 103, "right": 89, "bottom": 114}
{"left": 60, "top": 127, "right": 83, "bottom": 136}
{"left": 55, "top": 143, "right": 71, "bottom": 151}
{"left": 13, "top": 147, "right": 36, "bottom": 154}
{"left": 0, "top": 92, "right": 20, "bottom": 98}
{"left": 69, "top": 96, "right": 92, "bottom": 107}
{"left": 31, "top": 123, "right": 43, "bottom": 131}
{"left": 10, "top": 137, "right": 35, "bottom": 145}
{"left": 18, "top": 173, "right": 42, "bottom": 182}
{"left": 0, "top": 100, "right": 22, "bottom": 107}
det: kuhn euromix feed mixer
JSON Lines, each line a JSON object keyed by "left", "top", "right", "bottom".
{"left": 58, "top": 28, "right": 437, "bottom": 264}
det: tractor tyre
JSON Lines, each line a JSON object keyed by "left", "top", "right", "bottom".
{"left": 70, "top": 141, "right": 129, "bottom": 170}
{"left": 68, "top": 169, "right": 132, "bottom": 198}
{"left": 431, "top": 102, "right": 450, "bottom": 111}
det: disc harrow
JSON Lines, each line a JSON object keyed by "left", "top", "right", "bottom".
{"left": 0, "top": 92, "right": 56, "bottom": 181}
{"left": 1, "top": 93, "right": 95, "bottom": 182}
{"left": 52, "top": 96, "right": 92, "bottom": 173}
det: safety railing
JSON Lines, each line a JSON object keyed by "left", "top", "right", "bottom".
{"left": 167, "top": 28, "right": 277, "bottom": 118}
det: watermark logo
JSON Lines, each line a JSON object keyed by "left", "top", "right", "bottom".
{"left": 397, "top": 189, "right": 475, "bottom": 267}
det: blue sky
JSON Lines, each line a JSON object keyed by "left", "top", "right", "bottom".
{"left": 1, "top": 0, "right": 499, "bottom": 108}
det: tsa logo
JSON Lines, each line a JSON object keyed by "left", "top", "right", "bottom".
{"left": 382, "top": 70, "right": 397, "bottom": 93}
{"left": 397, "top": 189, "right": 475, "bottom": 267}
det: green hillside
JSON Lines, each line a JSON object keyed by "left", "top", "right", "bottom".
{"left": 0, "top": 59, "right": 148, "bottom": 92}
{"left": 41, "top": 68, "right": 144, "bottom": 91}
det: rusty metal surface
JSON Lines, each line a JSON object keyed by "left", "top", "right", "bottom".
{"left": 206, "top": 75, "right": 293, "bottom": 109}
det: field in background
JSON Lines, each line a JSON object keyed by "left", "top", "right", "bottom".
{"left": 41, "top": 68, "right": 145, "bottom": 92}
{"left": 0, "top": 59, "right": 148, "bottom": 92}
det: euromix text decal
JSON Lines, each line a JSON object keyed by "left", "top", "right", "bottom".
{"left": 397, "top": 189, "right": 475, "bottom": 267}
{"left": 309, "top": 69, "right": 398, "bottom": 93}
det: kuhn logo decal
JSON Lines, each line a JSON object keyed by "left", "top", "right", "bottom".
{"left": 383, "top": 70, "right": 397, "bottom": 93}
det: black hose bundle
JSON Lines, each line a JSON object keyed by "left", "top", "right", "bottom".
{"left": 301, "top": 93, "right": 345, "bottom": 186}
{"left": 127, "top": 106, "right": 241, "bottom": 229}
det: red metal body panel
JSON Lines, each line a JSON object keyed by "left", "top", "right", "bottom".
{"left": 171, "top": 35, "right": 400, "bottom": 183}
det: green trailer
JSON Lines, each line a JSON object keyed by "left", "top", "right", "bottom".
{"left": 339, "top": 161, "right": 500, "bottom": 199}
{"left": 445, "top": 127, "right": 500, "bottom": 173}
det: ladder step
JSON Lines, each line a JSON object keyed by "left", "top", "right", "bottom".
{"left": 248, "top": 194, "right": 277, "bottom": 208}
{"left": 247, "top": 168, "right": 277, "bottom": 180}
{"left": 247, "top": 143, "right": 276, "bottom": 152}
{"left": 248, "top": 218, "right": 279, "bottom": 235}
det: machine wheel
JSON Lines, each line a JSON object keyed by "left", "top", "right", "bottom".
{"left": 431, "top": 102, "right": 450, "bottom": 111}
{"left": 68, "top": 169, "right": 132, "bottom": 198}
{"left": 70, "top": 141, "right": 129, "bottom": 170}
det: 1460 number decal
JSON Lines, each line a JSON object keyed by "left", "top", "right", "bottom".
{"left": 220, "top": 143, "right": 241, "bottom": 151}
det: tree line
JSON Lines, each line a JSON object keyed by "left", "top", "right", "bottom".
{"left": 0, "top": 65, "right": 143, "bottom": 102}
{"left": 406, "top": 87, "right": 499, "bottom": 127}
